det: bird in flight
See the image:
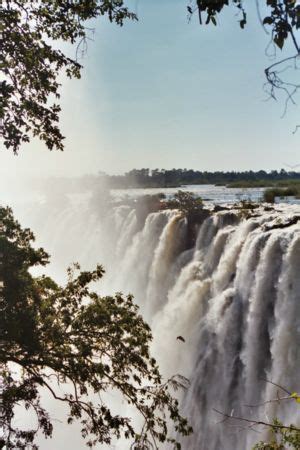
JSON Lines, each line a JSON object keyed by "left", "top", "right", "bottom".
{"left": 284, "top": 163, "right": 300, "bottom": 170}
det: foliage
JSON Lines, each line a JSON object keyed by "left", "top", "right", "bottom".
{"left": 253, "top": 419, "right": 300, "bottom": 449}
{"left": 162, "top": 191, "right": 210, "bottom": 229}
{"left": 189, "top": 0, "right": 300, "bottom": 49}
{"left": 189, "top": 0, "right": 300, "bottom": 51}
{"left": 2, "top": 1, "right": 300, "bottom": 154}
{"left": 216, "top": 382, "right": 300, "bottom": 450}
{"left": 164, "top": 191, "right": 204, "bottom": 217}
{"left": 0, "top": 206, "right": 192, "bottom": 449}
{"left": 0, "top": 0, "right": 136, "bottom": 153}
{"left": 95, "top": 169, "right": 300, "bottom": 189}
{"left": 189, "top": 1, "right": 300, "bottom": 114}
{"left": 264, "top": 186, "right": 300, "bottom": 203}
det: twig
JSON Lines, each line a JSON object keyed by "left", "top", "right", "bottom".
{"left": 213, "top": 409, "right": 300, "bottom": 433}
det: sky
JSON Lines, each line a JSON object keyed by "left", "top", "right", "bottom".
{"left": 1, "top": 0, "right": 300, "bottom": 177}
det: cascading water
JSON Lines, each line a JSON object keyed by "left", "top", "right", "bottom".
{"left": 12, "top": 197, "right": 300, "bottom": 450}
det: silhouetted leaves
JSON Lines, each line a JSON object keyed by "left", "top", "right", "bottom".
{"left": 0, "top": 207, "right": 192, "bottom": 448}
{"left": 1, "top": 1, "right": 137, "bottom": 153}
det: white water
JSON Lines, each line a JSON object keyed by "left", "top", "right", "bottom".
{"left": 12, "top": 196, "right": 300, "bottom": 450}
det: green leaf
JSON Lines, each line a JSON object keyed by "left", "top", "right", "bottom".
{"left": 274, "top": 35, "right": 284, "bottom": 49}
{"left": 240, "top": 19, "right": 246, "bottom": 29}
{"left": 291, "top": 392, "right": 300, "bottom": 403}
{"left": 263, "top": 16, "right": 273, "bottom": 25}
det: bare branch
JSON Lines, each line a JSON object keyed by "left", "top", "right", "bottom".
{"left": 213, "top": 409, "right": 300, "bottom": 433}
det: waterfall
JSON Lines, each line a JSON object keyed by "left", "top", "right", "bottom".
{"left": 13, "top": 200, "right": 300, "bottom": 449}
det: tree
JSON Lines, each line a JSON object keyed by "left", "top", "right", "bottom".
{"left": 189, "top": 1, "right": 300, "bottom": 119}
{"left": 0, "top": 206, "right": 192, "bottom": 449}
{"left": 1, "top": 1, "right": 300, "bottom": 155}
{"left": 215, "top": 412, "right": 300, "bottom": 450}
{"left": 253, "top": 421, "right": 300, "bottom": 450}
{"left": 213, "top": 380, "right": 300, "bottom": 450}
{"left": 0, "top": 0, "right": 137, "bottom": 153}
{"left": 164, "top": 190, "right": 205, "bottom": 219}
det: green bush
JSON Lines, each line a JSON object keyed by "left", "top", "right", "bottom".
{"left": 263, "top": 187, "right": 299, "bottom": 203}
{"left": 164, "top": 191, "right": 203, "bottom": 216}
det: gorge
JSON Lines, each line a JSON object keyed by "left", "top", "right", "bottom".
{"left": 12, "top": 193, "right": 300, "bottom": 450}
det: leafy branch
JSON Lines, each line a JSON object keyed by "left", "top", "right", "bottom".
{"left": 213, "top": 378, "right": 300, "bottom": 449}
{"left": 189, "top": 1, "right": 300, "bottom": 119}
{"left": 0, "top": 206, "right": 192, "bottom": 449}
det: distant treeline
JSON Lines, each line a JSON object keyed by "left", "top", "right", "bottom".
{"left": 37, "top": 169, "right": 300, "bottom": 200}
{"left": 103, "top": 168, "right": 300, "bottom": 188}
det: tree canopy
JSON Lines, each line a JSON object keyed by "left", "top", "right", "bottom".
{"left": 0, "top": 206, "right": 191, "bottom": 449}
{"left": 163, "top": 191, "right": 204, "bottom": 217}
{"left": 1, "top": 0, "right": 300, "bottom": 154}
{"left": 0, "top": 0, "right": 136, "bottom": 153}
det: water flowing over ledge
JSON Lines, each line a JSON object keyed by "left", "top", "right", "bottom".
{"left": 14, "top": 201, "right": 300, "bottom": 450}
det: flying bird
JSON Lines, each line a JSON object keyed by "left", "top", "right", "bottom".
{"left": 176, "top": 336, "right": 185, "bottom": 342}
{"left": 283, "top": 163, "right": 300, "bottom": 170}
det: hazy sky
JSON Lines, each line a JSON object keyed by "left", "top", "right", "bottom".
{"left": 1, "top": 0, "right": 300, "bottom": 177}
